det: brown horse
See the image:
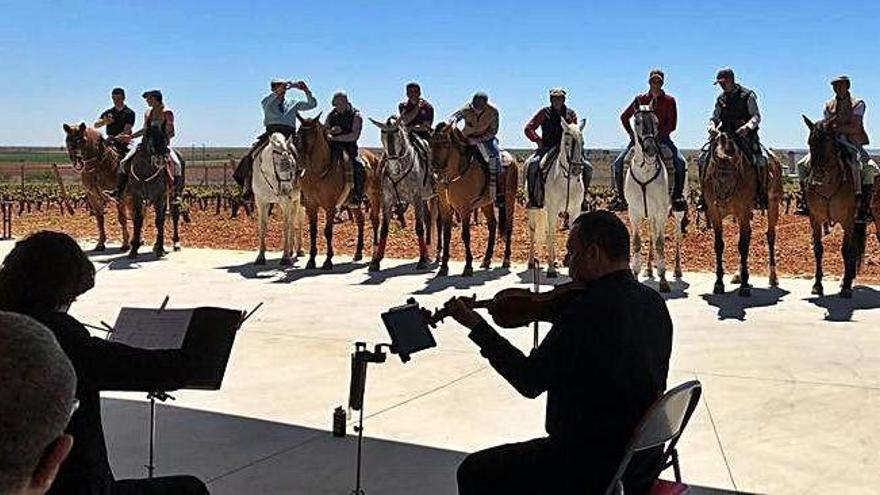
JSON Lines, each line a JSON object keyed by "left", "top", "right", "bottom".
{"left": 802, "top": 116, "right": 868, "bottom": 297}
{"left": 62, "top": 123, "right": 131, "bottom": 251}
{"left": 295, "top": 114, "right": 376, "bottom": 269}
{"left": 430, "top": 123, "right": 518, "bottom": 277}
{"left": 701, "top": 132, "right": 782, "bottom": 296}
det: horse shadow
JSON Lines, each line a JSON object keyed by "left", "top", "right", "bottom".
{"left": 641, "top": 278, "right": 691, "bottom": 301}
{"left": 274, "top": 261, "right": 367, "bottom": 284}
{"left": 701, "top": 287, "right": 790, "bottom": 321}
{"left": 412, "top": 266, "right": 511, "bottom": 295}
{"left": 515, "top": 268, "right": 572, "bottom": 287}
{"left": 100, "top": 252, "right": 168, "bottom": 271}
{"left": 804, "top": 285, "right": 880, "bottom": 322}
{"left": 218, "top": 259, "right": 297, "bottom": 280}
{"left": 359, "top": 261, "right": 436, "bottom": 286}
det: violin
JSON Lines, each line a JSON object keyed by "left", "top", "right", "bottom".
{"left": 424, "top": 281, "right": 587, "bottom": 329}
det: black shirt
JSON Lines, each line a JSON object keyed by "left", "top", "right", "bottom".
{"left": 468, "top": 270, "right": 673, "bottom": 486}
{"left": 26, "top": 309, "right": 192, "bottom": 495}
{"left": 99, "top": 105, "right": 136, "bottom": 137}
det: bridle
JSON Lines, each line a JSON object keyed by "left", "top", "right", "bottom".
{"left": 66, "top": 131, "right": 113, "bottom": 174}
{"left": 259, "top": 138, "right": 298, "bottom": 197}
{"left": 629, "top": 108, "right": 664, "bottom": 217}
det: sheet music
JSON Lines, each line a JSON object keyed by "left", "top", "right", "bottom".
{"left": 110, "top": 308, "right": 194, "bottom": 350}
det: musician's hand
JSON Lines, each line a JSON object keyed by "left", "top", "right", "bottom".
{"left": 443, "top": 297, "right": 486, "bottom": 330}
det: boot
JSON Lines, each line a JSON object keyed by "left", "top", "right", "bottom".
{"left": 856, "top": 182, "right": 873, "bottom": 223}
{"left": 609, "top": 170, "right": 627, "bottom": 211}
{"left": 239, "top": 155, "right": 254, "bottom": 202}
{"left": 671, "top": 167, "right": 687, "bottom": 212}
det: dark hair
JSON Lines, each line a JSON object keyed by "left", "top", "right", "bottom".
{"left": 0, "top": 231, "right": 95, "bottom": 313}
{"left": 572, "top": 210, "right": 630, "bottom": 262}
{"left": 142, "top": 89, "right": 163, "bottom": 103}
{"left": 406, "top": 82, "right": 421, "bottom": 91}
{"left": 111, "top": 87, "right": 125, "bottom": 97}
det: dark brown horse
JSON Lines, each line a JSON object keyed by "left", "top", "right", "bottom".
{"left": 802, "top": 116, "right": 868, "bottom": 297}
{"left": 63, "top": 123, "right": 131, "bottom": 251}
{"left": 295, "top": 114, "right": 377, "bottom": 269}
{"left": 701, "top": 132, "right": 782, "bottom": 296}
{"left": 430, "top": 123, "right": 517, "bottom": 277}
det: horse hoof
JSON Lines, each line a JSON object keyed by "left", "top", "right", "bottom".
{"left": 153, "top": 249, "right": 166, "bottom": 259}
{"left": 502, "top": 260, "right": 511, "bottom": 269}
{"left": 731, "top": 274, "right": 742, "bottom": 284}
{"left": 416, "top": 260, "right": 428, "bottom": 270}
{"left": 438, "top": 266, "right": 449, "bottom": 277}
{"left": 93, "top": 244, "right": 106, "bottom": 252}
{"left": 674, "top": 269, "right": 683, "bottom": 279}
{"left": 254, "top": 255, "right": 266, "bottom": 266}
{"left": 173, "top": 243, "right": 181, "bottom": 252}
{"left": 368, "top": 262, "right": 380, "bottom": 272}
{"left": 769, "top": 276, "right": 779, "bottom": 287}
{"left": 713, "top": 282, "right": 725, "bottom": 295}
{"left": 659, "top": 281, "right": 671, "bottom": 293}
{"left": 353, "top": 253, "right": 364, "bottom": 262}
{"left": 127, "top": 251, "right": 138, "bottom": 260}
{"left": 297, "top": 250, "right": 305, "bottom": 258}
{"left": 480, "top": 260, "right": 491, "bottom": 270}
{"left": 738, "top": 286, "right": 751, "bottom": 297}
{"left": 322, "top": 260, "right": 333, "bottom": 271}
{"left": 840, "top": 288, "right": 853, "bottom": 299}
{"left": 462, "top": 266, "right": 474, "bottom": 277}
{"left": 547, "top": 269, "right": 558, "bottom": 279}
{"left": 528, "top": 259, "right": 536, "bottom": 270}
{"left": 279, "top": 257, "right": 292, "bottom": 267}
{"left": 120, "top": 244, "right": 131, "bottom": 252}
{"left": 305, "top": 259, "right": 317, "bottom": 270}
{"left": 812, "top": 285, "right": 824, "bottom": 296}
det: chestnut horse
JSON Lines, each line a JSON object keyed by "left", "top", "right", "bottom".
{"left": 701, "top": 132, "right": 782, "bottom": 296}
{"left": 430, "top": 123, "right": 518, "bottom": 277}
{"left": 295, "top": 114, "right": 378, "bottom": 269}
{"left": 63, "top": 123, "right": 131, "bottom": 251}
{"left": 802, "top": 116, "right": 868, "bottom": 297}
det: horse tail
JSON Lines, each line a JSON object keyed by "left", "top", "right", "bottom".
{"left": 854, "top": 221, "right": 867, "bottom": 274}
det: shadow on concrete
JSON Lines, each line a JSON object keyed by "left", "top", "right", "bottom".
{"left": 101, "top": 398, "right": 744, "bottom": 495}
{"left": 101, "top": 250, "right": 170, "bottom": 271}
{"left": 274, "top": 261, "right": 367, "bottom": 285}
{"left": 804, "top": 285, "right": 880, "bottom": 322}
{"left": 700, "top": 287, "right": 790, "bottom": 321}
{"left": 218, "top": 259, "right": 302, "bottom": 280}
{"left": 359, "top": 261, "right": 436, "bottom": 286}
{"left": 412, "top": 266, "right": 511, "bottom": 295}
{"left": 514, "top": 268, "right": 572, "bottom": 286}
{"left": 641, "top": 279, "right": 691, "bottom": 301}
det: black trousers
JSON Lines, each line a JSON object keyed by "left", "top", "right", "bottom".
{"left": 457, "top": 438, "right": 659, "bottom": 495}
{"left": 112, "top": 475, "right": 208, "bottom": 495}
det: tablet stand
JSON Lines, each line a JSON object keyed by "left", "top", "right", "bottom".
{"left": 348, "top": 341, "right": 391, "bottom": 495}
{"left": 146, "top": 391, "right": 175, "bottom": 478}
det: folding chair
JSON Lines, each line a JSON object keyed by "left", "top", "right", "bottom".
{"left": 603, "top": 380, "right": 702, "bottom": 495}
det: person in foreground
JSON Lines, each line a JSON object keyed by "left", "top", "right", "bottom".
{"left": 445, "top": 210, "right": 673, "bottom": 494}
{"left": 0, "top": 312, "right": 78, "bottom": 495}
{"left": 0, "top": 231, "right": 209, "bottom": 495}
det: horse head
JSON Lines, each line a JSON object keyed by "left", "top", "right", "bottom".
{"left": 713, "top": 132, "right": 741, "bottom": 165}
{"left": 429, "top": 122, "right": 467, "bottom": 172}
{"left": 63, "top": 122, "right": 105, "bottom": 170}
{"left": 632, "top": 104, "right": 660, "bottom": 159}
{"left": 261, "top": 132, "right": 298, "bottom": 196}
{"left": 294, "top": 112, "right": 325, "bottom": 164}
{"left": 803, "top": 115, "right": 838, "bottom": 172}
{"left": 370, "top": 116, "right": 409, "bottom": 160}
{"left": 557, "top": 118, "right": 586, "bottom": 171}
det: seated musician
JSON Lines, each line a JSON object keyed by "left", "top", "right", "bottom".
{"left": 0, "top": 231, "right": 209, "bottom": 495}
{"left": 443, "top": 210, "right": 673, "bottom": 494}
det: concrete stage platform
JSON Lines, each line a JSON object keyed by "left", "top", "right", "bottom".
{"left": 8, "top": 241, "right": 878, "bottom": 494}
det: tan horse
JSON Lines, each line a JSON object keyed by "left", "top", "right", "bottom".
{"left": 295, "top": 114, "right": 376, "bottom": 269}
{"left": 62, "top": 123, "right": 131, "bottom": 251}
{"left": 430, "top": 123, "right": 518, "bottom": 277}
{"left": 802, "top": 116, "right": 868, "bottom": 297}
{"left": 702, "top": 132, "right": 782, "bottom": 296}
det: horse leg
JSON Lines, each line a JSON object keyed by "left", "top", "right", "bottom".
{"left": 322, "top": 207, "right": 336, "bottom": 270}
{"left": 95, "top": 209, "right": 107, "bottom": 251}
{"left": 255, "top": 202, "right": 268, "bottom": 265}
{"left": 129, "top": 201, "right": 143, "bottom": 259}
{"left": 481, "top": 205, "right": 496, "bottom": 270}
{"left": 630, "top": 217, "right": 643, "bottom": 279}
{"left": 438, "top": 214, "right": 452, "bottom": 277}
{"left": 840, "top": 223, "right": 855, "bottom": 298}
{"left": 153, "top": 201, "right": 167, "bottom": 258}
{"left": 767, "top": 197, "right": 779, "bottom": 287}
{"left": 353, "top": 207, "right": 366, "bottom": 262}
{"left": 295, "top": 203, "right": 305, "bottom": 257}
{"left": 673, "top": 211, "right": 684, "bottom": 279}
{"left": 645, "top": 232, "right": 654, "bottom": 279}
{"left": 656, "top": 216, "right": 670, "bottom": 293}
{"left": 306, "top": 204, "right": 319, "bottom": 270}
{"left": 736, "top": 216, "right": 752, "bottom": 297}
{"left": 527, "top": 209, "right": 539, "bottom": 270}
{"left": 713, "top": 225, "right": 725, "bottom": 294}
{"left": 810, "top": 219, "right": 825, "bottom": 296}
{"left": 117, "top": 198, "right": 130, "bottom": 251}
{"left": 461, "top": 213, "right": 474, "bottom": 277}
{"left": 280, "top": 202, "right": 294, "bottom": 266}
{"left": 546, "top": 207, "right": 558, "bottom": 278}
{"left": 415, "top": 202, "right": 429, "bottom": 270}
{"left": 369, "top": 213, "right": 390, "bottom": 272}
{"left": 171, "top": 201, "right": 181, "bottom": 251}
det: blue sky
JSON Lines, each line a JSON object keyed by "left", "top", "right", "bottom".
{"left": 1, "top": 0, "right": 877, "bottom": 148}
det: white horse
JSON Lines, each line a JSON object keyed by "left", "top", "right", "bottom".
{"left": 526, "top": 119, "right": 588, "bottom": 278}
{"left": 253, "top": 132, "right": 303, "bottom": 266}
{"left": 624, "top": 103, "right": 685, "bottom": 292}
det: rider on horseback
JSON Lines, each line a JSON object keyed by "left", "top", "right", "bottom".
{"left": 325, "top": 91, "right": 366, "bottom": 203}
{"left": 797, "top": 75, "right": 877, "bottom": 222}
{"left": 94, "top": 87, "right": 135, "bottom": 157}
{"left": 699, "top": 68, "right": 768, "bottom": 210}
{"left": 524, "top": 88, "right": 592, "bottom": 210}
{"left": 610, "top": 70, "right": 687, "bottom": 213}
{"left": 398, "top": 82, "right": 434, "bottom": 166}
{"left": 448, "top": 92, "right": 504, "bottom": 207}
{"left": 234, "top": 78, "right": 317, "bottom": 201}
{"left": 110, "top": 90, "right": 183, "bottom": 202}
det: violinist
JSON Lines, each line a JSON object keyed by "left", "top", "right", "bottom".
{"left": 446, "top": 210, "right": 673, "bottom": 494}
